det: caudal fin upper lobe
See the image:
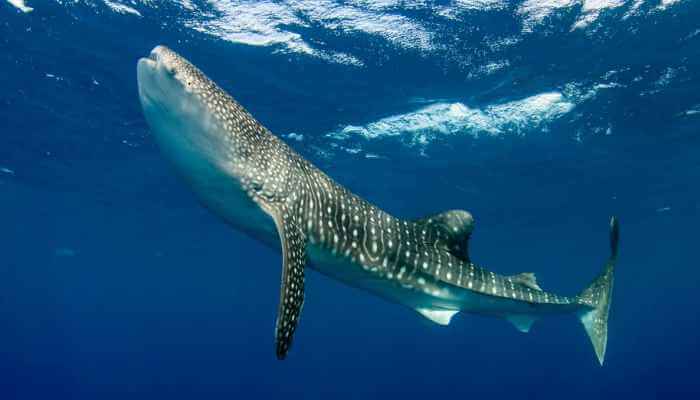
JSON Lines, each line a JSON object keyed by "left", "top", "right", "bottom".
{"left": 577, "top": 216, "right": 619, "bottom": 366}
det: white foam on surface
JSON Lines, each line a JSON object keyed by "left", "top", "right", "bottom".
{"left": 183, "top": 1, "right": 381, "bottom": 65}
{"left": 186, "top": 1, "right": 312, "bottom": 51}
{"left": 518, "top": 0, "right": 628, "bottom": 31}
{"left": 517, "top": 0, "right": 576, "bottom": 32}
{"left": 328, "top": 92, "right": 576, "bottom": 146}
{"left": 435, "top": 0, "right": 506, "bottom": 19}
{"left": 452, "top": 0, "right": 506, "bottom": 10}
{"left": 623, "top": 0, "right": 645, "bottom": 19}
{"left": 6, "top": 0, "right": 33, "bottom": 12}
{"left": 48, "top": 1, "right": 685, "bottom": 66}
{"left": 283, "top": 0, "right": 433, "bottom": 51}
{"left": 657, "top": 0, "right": 682, "bottom": 10}
{"left": 572, "top": 0, "right": 625, "bottom": 29}
{"left": 103, "top": 0, "right": 142, "bottom": 17}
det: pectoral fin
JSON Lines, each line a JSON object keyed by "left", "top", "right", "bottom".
{"left": 271, "top": 210, "right": 307, "bottom": 360}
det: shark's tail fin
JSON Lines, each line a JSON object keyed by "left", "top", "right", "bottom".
{"left": 576, "top": 216, "right": 618, "bottom": 366}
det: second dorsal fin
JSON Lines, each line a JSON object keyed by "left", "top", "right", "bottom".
{"left": 508, "top": 272, "right": 542, "bottom": 291}
{"left": 414, "top": 210, "right": 474, "bottom": 263}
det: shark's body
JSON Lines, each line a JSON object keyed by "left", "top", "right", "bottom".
{"left": 137, "top": 46, "right": 618, "bottom": 364}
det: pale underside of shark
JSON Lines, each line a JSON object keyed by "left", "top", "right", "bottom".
{"left": 137, "top": 45, "right": 618, "bottom": 365}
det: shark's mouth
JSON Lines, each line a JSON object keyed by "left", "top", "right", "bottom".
{"left": 140, "top": 46, "right": 181, "bottom": 77}
{"left": 138, "top": 55, "right": 157, "bottom": 71}
{"left": 146, "top": 51, "right": 158, "bottom": 63}
{"left": 140, "top": 46, "right": 170, "bottom": 71}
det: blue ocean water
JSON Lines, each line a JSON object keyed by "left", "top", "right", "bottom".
{"left": 1, "top": 0, "right": 699, "bottom": 398}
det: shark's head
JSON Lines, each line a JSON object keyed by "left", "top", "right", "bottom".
{"left": 138, "top": 46, "right": 228, "bottom": 170}
{"left": 137, "top": 45, "right": 259, "bottom": 184}
{"left": 137, "top": 46, "right": 283, "bottom": 236}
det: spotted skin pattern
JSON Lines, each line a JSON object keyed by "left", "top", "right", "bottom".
{"left": 137, "top": 46, "right": 618, "bottom": 364}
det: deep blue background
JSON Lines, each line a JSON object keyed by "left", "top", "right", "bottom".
{"left": 1, "top": 1, "right": 699, "bottom": 398}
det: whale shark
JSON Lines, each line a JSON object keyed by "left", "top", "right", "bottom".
{"left": 137, "top": 45, "right": 618, "bottom": 364}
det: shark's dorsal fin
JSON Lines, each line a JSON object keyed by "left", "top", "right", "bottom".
{"left": 414, "top": 210, "right": 474, "bottom": 262}
{"left": 508, "top": 272, "right": 542, "bottom": 291}
{"left": 270, "top": 207, "right": 307, "bottom": 360}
